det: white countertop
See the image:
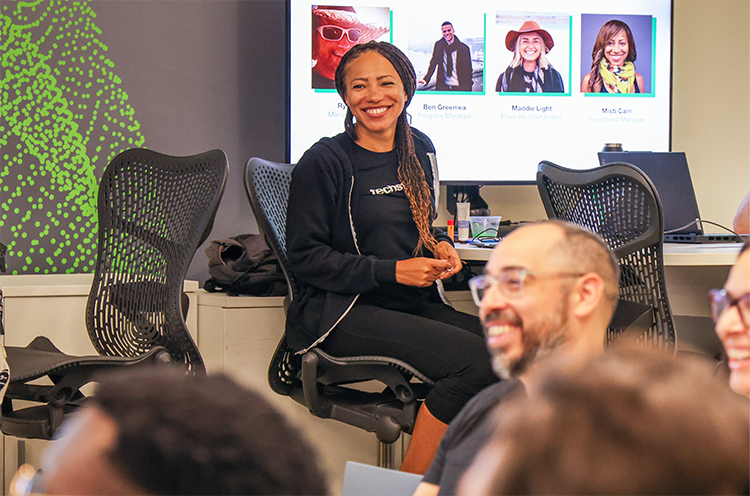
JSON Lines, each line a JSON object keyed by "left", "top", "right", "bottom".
{"left": 0, "top": 273, "right": 199, "bottom": 296}
{"left": 455, "top": 242, "right": 743, "bottom": 266}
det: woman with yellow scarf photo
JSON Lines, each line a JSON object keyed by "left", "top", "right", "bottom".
{"left": 581, "top": 19, "right": 644, "bottom": 94}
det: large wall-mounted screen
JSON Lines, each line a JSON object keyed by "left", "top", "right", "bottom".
{"left": 289, "top": 0, "right": 672, "bottom": 183}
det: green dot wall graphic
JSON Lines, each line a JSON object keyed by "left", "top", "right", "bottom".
{"left": 1, "top": 0, "right": 145, "bottom": 275}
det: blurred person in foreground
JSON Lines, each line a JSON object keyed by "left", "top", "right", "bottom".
{"left": 415, "top": 220, "right": 619, "bottom": 496}
{"left": 20, "top": 367, "right": 327, "bottom": 495}
{"left": 713, "top": 241, "right": 750, "bottom": 397}
{"left": 459, "top": 346, "right": 750, "bottom": 495}
{"left": 734, "top": 192, "right": 750, "bottom": 235}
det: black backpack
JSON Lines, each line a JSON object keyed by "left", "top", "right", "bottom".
{"left": 204, "top": 234, "right": 288, "bottom": 297}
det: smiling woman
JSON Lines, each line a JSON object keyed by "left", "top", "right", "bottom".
{"left": 713, "top": 242, "right": 750, "bottom": 398}
{"left": 341, "top": 51, "right": 406, "bottom": 150}
{"left": 285, "top": 41, "right": 498, "bottom": 474}
{"left": 582, "top": 19, "right": 645, "bottom": 93}
{"left": 496, "top": 20, "right": 565, "bottom": 93}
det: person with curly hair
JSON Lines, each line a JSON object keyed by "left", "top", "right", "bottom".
{"left": 581, "top": 19, "right": 644, "bottom": 94}
{"left": 30, "top": 367, "right": 328, "bottom": 495}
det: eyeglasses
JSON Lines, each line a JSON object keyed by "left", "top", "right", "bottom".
{"left": 709, "top": 289, "right": 750, "bottom": 326}
{"left": 317, "top": 25, "right": 362, "bottom": 43}
{"left": 468, "top": 268, "right": 584, "bottom": 306}
{"left": 9, "top": 464, "right": 38, "bottom": 496}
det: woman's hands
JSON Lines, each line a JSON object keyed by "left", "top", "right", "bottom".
{"left": 433, "top": 241, "right": 462, "bottom": 277}
{"left": 395, "top": 241, "right": 463, "bottom": 287}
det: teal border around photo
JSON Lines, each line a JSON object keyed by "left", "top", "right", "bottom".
{"left": 584, "top": 16, "right": 656, "bottom": 98}
{"left": 417, "top": 13, "right": 487, "bottom": 96}
{"left": 314, "top": 8, "right": 394, "bottom": 94}
{"left": 496, "top": 15, "right": 572, "bottom": 97}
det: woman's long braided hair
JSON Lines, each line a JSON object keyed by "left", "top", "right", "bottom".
{"left": 335, "top": 41, "right": 438, "bottom": 255}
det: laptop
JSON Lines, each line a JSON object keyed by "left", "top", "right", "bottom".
{"left": 598, "top": 151, "right": 741, "bottom": 243}
{"left": 341, "top": 461, "right": 422, "bottom": 496}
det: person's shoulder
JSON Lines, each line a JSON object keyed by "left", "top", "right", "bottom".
{"left": 496, "top": 66, "right": 511, "bottom": 90}
{"left": 466, "top": 380, "right": 520, "bottom": 414}
{"left": 548, "top": 65, "right": 564, "bottom": 80}
{"left": 411, "top": 127, "right": 435, "bottom": 154}
{"left": 445, "top": 380, "right": 520, "bottom": 437}
{"left": 485, "top": 379, "right": 523, "bottom": 401}
{"left": 581, "top": 72, "right": 592, "bottom": 91}
{"left": 302, "top": 133, "right": 349, "bottom": 155}
{"left": 296, "top": 133, "right": 351, "bottom": 174}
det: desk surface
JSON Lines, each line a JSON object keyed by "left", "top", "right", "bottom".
{"left": 0, "top": 273, "right": 200, "bottom": 296}
{"left": 456, "top": 242, "right": 743, "bottom": 266}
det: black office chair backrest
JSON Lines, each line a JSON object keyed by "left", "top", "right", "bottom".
{"left": 536, "top": 160, "right": 676, "bottom": 350}
{"left": 243, "top": 158, "right": 299, "bottom": 300}
{"left": 243, "top": 158, "right": 301, "bottom": 397}
{"left": 87, "top": 148, "right": 228, "bottom": 373}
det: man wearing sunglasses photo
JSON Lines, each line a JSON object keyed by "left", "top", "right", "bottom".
{"left": 418, "top": 21, "right": 473, "bottom": 92}
{"left": 311, "top": 6, "right": 388, "bottom": 89}
{"left": 713, "top": 241, "right": 750, "bottom": 398}
{"left": 416, "top": 220, "right": 619, "bottom": 496}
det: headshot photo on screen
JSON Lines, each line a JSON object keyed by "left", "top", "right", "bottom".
{"left": 496, "top": 19, "right": 566, "bottom": 93}
{"left": 408, "top": 8, "right": 484, "bottom": 93}
{"left": 311, "top": 5, "right": 390, "bottom": 90}
{"left": 495, "top": 13, "right": 570, "bottom": 95}
{"left": 580, "top": 14, "right": 652, "bottom": 94}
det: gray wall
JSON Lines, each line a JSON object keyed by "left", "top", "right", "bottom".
{"left": 91, "top": 0, "right": 287, "bottom": 284}
{"left": 6, "top": 0, "right": 747, "bottom": 281}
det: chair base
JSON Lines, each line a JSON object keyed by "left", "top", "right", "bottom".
{"left": 1, "top": 403, "right": 81, "bottom": 440}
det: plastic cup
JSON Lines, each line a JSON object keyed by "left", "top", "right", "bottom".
{"left": 469, "top": 216, "right": 502, "bottom": 239}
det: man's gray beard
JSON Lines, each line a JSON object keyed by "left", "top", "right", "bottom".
{"left": 491, "top": 297, "right": 570, "bottom": 380}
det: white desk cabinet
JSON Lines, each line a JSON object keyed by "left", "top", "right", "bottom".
{"left": 0, "top": 274, "right": 199, "bottom": 495}
{"left": 195, "top": 291, "right": 384, "bottom": 495}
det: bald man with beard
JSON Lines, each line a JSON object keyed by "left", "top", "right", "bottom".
{"left": 415, "top": 220, "right": 619, "bottom": 496}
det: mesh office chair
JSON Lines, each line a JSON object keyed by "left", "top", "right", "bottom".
{"left": 244, "top": 157, "right": 434, "bottom": 445}
{"left": 536, "top": 160, "right": 676, "bottom": 350}
{"left": 2, "top": 148, "right": 228, "bottom": 439}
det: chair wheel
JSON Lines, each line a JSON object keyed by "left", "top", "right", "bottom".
{"left": 375, "top": 415, "right": 402, "bottom": 444}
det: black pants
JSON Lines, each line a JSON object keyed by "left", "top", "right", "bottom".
{"left": 319, "top": 301, "right": 498, "bottom": 424}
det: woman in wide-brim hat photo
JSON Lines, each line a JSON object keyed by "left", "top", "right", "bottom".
{"left": 311, "top": 6, "right": 389, "bottom": 89}
{"left": 496, "top": 20, "right": 564, "bottom": 93}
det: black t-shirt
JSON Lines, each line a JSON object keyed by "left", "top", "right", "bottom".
{"left": 351, "top": 143, "right": 429, "bottom": 310}
{"left": 422, "top": 380, "right": 525, "bottom": 495}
